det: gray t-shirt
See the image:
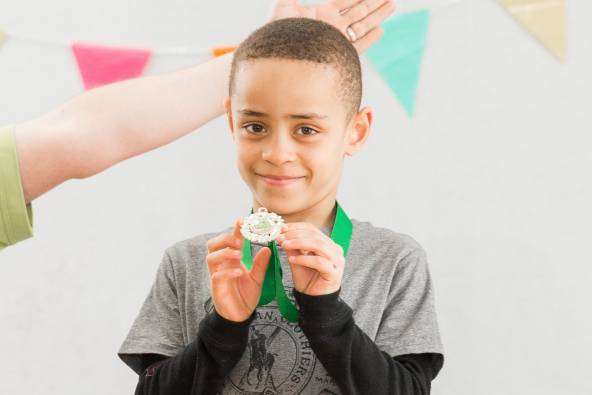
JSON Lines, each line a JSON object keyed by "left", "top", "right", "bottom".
{"left": 119, "top": 218, "right": 444, "bottom": 394}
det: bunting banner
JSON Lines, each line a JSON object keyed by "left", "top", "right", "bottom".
{"left": 366, "top": 9, "right": 431, "bottom": 117}
{"left": 0, "top": 0, "right": 570, "bottom": 114}
{"left": 498, "top": 0, "right": 566, "bottom": 61}
{"left": 71, "top": 42, "right": 152, "bottom": 90}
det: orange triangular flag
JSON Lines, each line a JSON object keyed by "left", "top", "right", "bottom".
{"left": 211, "top": 46, "right": 236, "bottom": 57}
{"left": 71, "top": 42, "right": 152, "bottom": 90}
{"left": 498, "top": 0, "right": 566, "bottom": 61}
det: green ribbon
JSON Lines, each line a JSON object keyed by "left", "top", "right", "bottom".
{"left": 241, "top": 201, "right": 353, "bottom": 322}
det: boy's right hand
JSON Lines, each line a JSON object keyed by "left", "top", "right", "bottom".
{"left": 206, "top": 218, "right": 272, "bottom": 322}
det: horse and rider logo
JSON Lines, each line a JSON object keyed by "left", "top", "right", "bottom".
{"left": 205, "top": 297, "right": 339, "bottom": 394}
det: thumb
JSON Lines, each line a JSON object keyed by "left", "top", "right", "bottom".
{"left": 250, "top": 247, "right": 272, "bottom": 286}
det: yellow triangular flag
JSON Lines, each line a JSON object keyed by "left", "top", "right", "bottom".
{"left": 498, "top": 0, "right": 566, "bottom": 61}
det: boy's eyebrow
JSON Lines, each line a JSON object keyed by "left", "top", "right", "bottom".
{"left": 288, "top": 112, "right": 328, "bottom": 120}
{"left": 238, "top": 109, "right": 268, "bottom": 117}
{"left": 238, "top": 109, "right": 328, "bottom": 120}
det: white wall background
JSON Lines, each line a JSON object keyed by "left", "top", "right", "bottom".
{"left": 1, "top": 0, "right": 591, "bottom": 394}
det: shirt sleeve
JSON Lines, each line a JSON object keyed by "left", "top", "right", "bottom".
{"left": 133, "top": 308, "right": 254, "bottom": 395}
{"left": 0, "top": 125, "right": 33, "bottom": 252}
{"left": 118, "top": 250, "right": 186, "bottom": 374}
{"left": 293, "top": 288, "right": 444, "bottom": 394}
{"left": 374, "top": 247, "right": 445, "bottom": 356}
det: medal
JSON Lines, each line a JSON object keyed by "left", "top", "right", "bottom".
{"left": 240, "top": 207, "right": 284, "bottom": 245}
{"left": 241, "top": 202, "right": 353, "bottom": 323}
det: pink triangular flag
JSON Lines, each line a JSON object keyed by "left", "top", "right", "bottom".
{"left": 71, "top": 42, "right": 152, "bottom": 90}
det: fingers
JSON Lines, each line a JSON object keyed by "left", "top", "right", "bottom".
{"left": 280, "top": 222, "right": 319, "bottom": 233}
{"left": 279, "top": 224, "right": 343, "bottom": 257}
{"left": 232, "top": 217, "right": 245, "bottom": 244}
{"left": 332, "top": 0, "right": 359, "bottom": 11}
{"left": 211, "top": 262, "right": 247, "bottom": 291}
{"left": 206, "top": 217, "right": 245, "bottom": 275}
{"left": 342, "top": 0, "right": 389, "bottom": 26}
{"left": 210, "top": 267, "right": 245, "bottom": 287}
{"left": 288, "top": 254, "right": 341, "bottom": 276}
{"left": 281, "top": 236, "right": 326, "bottom": 255}
{"left": 280, "top": 235, "right": 338, "bottom": 260}
{"left": 249, "top": 247, "right": 272, "bottom": 286}
{"left": 278, "top": 223, "right": 319, "bottom": 253}
{"left": 348, "top": 0, "right": 394, "bottom": 43}
{"left": 206, "top": 218, "right": 243, "bottom": 253}
{"left": 206, "top": 247, "right": 242, "bottom": 274}
{"left": 353, "top": 26, "right": 384, "bottom": 53}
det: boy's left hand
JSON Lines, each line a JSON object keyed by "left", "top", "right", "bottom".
{"left": 276, "top": 223, "right": 345, "bottom": 296}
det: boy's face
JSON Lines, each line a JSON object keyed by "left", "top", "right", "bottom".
{"left": 225, "top": 58, "right": 371, "bottom": 218}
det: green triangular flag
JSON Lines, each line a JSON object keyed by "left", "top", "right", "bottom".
{"left": 366, "top": 10, "right": 431, "bottom": 116}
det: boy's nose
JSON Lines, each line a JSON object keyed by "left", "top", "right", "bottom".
{"left": 261, "top": 133, "right": 297, "bottom": 165}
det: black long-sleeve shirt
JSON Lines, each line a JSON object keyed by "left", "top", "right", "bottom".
{"left": 131, "top": 289, "right": 444, "bottom": 395}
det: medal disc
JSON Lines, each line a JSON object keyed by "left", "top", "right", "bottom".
{"left": 240, "top": 207, "right": 284, "bottom": 244}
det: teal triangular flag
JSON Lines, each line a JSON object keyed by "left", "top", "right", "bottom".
{"left": 366, "top": 10, "right": 431, "bottom": 116}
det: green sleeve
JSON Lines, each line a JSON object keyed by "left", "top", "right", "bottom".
{"left": 0, "top": 125, "right": 33, "bottom": 251}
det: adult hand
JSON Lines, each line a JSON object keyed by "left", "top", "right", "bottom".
{"left": 270, "top": 0, "right": 396, "bottom": 53}
{"left": 206, "top": 218, "right": 272, "bottom": 321}
{"left": 276, "top": 222, "right": 345, "bottom": 296}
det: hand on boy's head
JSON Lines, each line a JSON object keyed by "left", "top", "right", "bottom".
{"left": 276, "top": 222, "right": 345, "bottom": 296}
{"left": 270, "top": 0, "right": 395, "bottom": 53}
{"left": 205, "top": 217, "right": 271, "bottom": 322}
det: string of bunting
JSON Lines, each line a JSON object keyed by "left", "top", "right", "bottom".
{"left": 0, "top": 27, "right": 236, "bottom": 90}
{"left": 0, "top": 0, "right": 566, "bottom": 117}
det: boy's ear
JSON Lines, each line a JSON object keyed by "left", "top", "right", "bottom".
{"left": 223, "top": 98, "right": 235, "bottom": 138}
{"left": 344, "top": 107, "right": 372, "bottom": 157}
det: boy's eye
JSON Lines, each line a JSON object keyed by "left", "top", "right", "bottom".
{"left": 296, "top": 126, "right": 319, "bottom": 136}
{"left": 244, "top": 124, "right": 266, "bottom": 134}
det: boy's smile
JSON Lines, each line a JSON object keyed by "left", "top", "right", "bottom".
{"left": 257, "top": 173, "right": 305, "bottom": 187}
{"left": 225, "top": 58, "right": 371, "bottom": 228}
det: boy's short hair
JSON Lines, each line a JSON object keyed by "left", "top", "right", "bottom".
{"left": 229, "top": 17, "right": 362, "bottom": 120}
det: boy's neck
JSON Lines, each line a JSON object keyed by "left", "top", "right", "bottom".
{"left": 252, "top": 197, "right": 337, "bottom": 230}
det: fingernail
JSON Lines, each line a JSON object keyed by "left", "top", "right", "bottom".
{"left": 233, "top": 250, "right": 241, "bottom": 256}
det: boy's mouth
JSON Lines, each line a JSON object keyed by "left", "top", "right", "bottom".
{"left": 256, "top": 173, "right": 305, "bottom": 187}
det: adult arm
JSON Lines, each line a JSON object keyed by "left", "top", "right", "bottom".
{"left": 14, "top": 52, "right": 232, "bottom": 202}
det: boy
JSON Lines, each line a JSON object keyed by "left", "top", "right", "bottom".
{"left": 119, "top": 17, "right": 444, "bottom": 395}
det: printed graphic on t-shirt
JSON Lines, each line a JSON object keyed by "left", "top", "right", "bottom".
{"left": 205, "top": 293, "right": 341, "bottom": 395}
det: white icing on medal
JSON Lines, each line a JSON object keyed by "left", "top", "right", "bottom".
{"left": 240, "top": 207, "right": 284, "bottom": 245}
